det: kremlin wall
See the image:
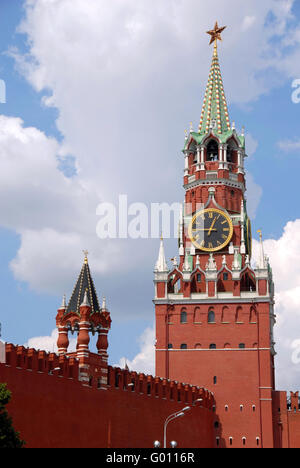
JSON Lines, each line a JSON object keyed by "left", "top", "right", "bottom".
{"left": 0, "top": 342, "right": 214, "bottom": 448}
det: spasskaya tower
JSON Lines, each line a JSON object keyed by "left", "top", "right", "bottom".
{"left": 154, "top": 23, "right": 276, "bottom": 449}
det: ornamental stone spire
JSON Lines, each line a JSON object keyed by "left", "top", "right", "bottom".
{"left": 155, "top": 235, "right": 169, "bottom": 273}
{"left": 257, "top": 230, "right": 268, "bottom": 270}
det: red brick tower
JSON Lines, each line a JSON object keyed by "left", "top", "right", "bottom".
{"left": 154, "top": 23, "right": 276, "bottom": 448}
{"left": 56, "top": 252, "right": 111, "bottom": 387}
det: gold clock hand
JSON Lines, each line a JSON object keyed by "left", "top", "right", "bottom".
{"left": 208, "top": 218, "right": 217, "bottom": 237}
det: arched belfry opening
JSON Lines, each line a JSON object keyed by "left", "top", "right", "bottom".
{"left": 227, "top": 138, "right": 238, "bottom": 165}
{"left": 206, "top": 139, "right": 219, "bottom": 161}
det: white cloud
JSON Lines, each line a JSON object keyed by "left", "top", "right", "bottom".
{"left": 242, "top": 16, "right": 256, "bottom": 32}
{"left": 252, "top": 220, "right": 300, "bottom": 390}
{"left": 277, "top": 139, "right": 300, "bottom": 153}
{"left": 24, "top": 328, "right": 77, "bottom": 354}
{"left": 117, "top": 326, "right": 155, "bottom": 375}
{"left": 245, "top": 133, "right": 259, "bottom": 157}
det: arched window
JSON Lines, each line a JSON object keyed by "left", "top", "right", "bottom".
{"left": 208, "top": 310, "right": 215, "bottom": 323}
{"left": 226, "top": 138, "right": 238, "bottom": 164}
{"left": 250, "top": 307, "right": 257, "bottom": 323}
{"left": 180, "top": 309, "right": 188, "bottom": 324}
{"left": 180, "top": 344, "right": 188, "bottom": 350}
{"left": 221, "top": 306, "right": 230, "bottom": 323}
{"left": 207, "top": 140, "right": 219, "bottom": 161}
{"left": 209, "top": 344, "right": 217, "bottom": 350}
{"left": 241, "top": 272, "right": 256, "bottom": 292}
{"left": 239, "top": 343, "right": 246, "bottom": 349}
{"left": 236, "top": 307, "right": 243, "bottom": 323}
{"left": 194, "top": 307, "right": 201, "bottom": 323}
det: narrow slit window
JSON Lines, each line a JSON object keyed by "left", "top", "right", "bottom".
{"left": 180, "top": 310, "right": 188, "bottom": 324}
{"left": 208, "top": 310, "right": 215, "bottom": 323}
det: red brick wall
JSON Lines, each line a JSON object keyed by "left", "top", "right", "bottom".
{"left": 0, "top": 362, "right": 214, "bottom": 448}
{"left": 273, "top": 391, "right": 300, "bottom": 448}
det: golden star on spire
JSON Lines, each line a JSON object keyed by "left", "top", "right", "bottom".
{"left": 207, "top": 21, "right": 226, "bottom": 46}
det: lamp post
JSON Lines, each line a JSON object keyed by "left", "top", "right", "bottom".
{"left": 163, "top": 406, "right": 191, "bottom": 448}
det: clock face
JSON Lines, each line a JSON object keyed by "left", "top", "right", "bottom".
{"left": 188, "top": 208, "right": 233, "bottom": 252}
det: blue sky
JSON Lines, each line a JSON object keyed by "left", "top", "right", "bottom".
{"left": 0, "top": 0, "right": 300, "bottom": 388}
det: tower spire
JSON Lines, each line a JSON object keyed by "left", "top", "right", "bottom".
{"left": 155, "top": 235, "right": 169, "bottom": 272}
{"left": 257, "top": 230, "right": 268, "bottom": 270}
{"left": 198, "top": 22, "right": 230, "bottom": 135}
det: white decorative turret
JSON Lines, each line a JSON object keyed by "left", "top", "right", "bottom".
{"left": 81, "top": 289, "right": 90, "bottom": 307}
{"left": 102, "top": 297, "right": 107, "bottom": 310}
{"left": 183, "top": 250, "right": 191, "bottom": 272}
{"left": 155, "top": 236, "right": 169, "bottom": 273}
{"left": 205, "top": 253, "right": 218, "bottom": 282}
{"left": 59, "top": 294, "right": 67, "bottom": 310}
{"left": 206, "top": 253, "right": 217, "bottom": 272}
{"left": 179, "top": 204, "right": 185, "bottom": 257}
{"left": 257, "top": 230, "right": 268, "bottom": 271}
{"left": 240, "top": 199, "right": 246, "bottom": 254}
{"left": 182, "top": 248, "right": 191, "bottom": 281}
{"left": 232, "top": 248, "right": 241, "bottom": 271}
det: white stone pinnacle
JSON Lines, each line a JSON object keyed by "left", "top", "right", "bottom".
{"left": 155, "top": 237, "right": 169, "bottom": 272}
{"left": 81, "top": 289, "right": 90, "bottom": 307}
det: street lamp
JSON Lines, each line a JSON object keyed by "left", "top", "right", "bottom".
{"left": 163, "top": 406, "right": 191, "bottom": 448}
